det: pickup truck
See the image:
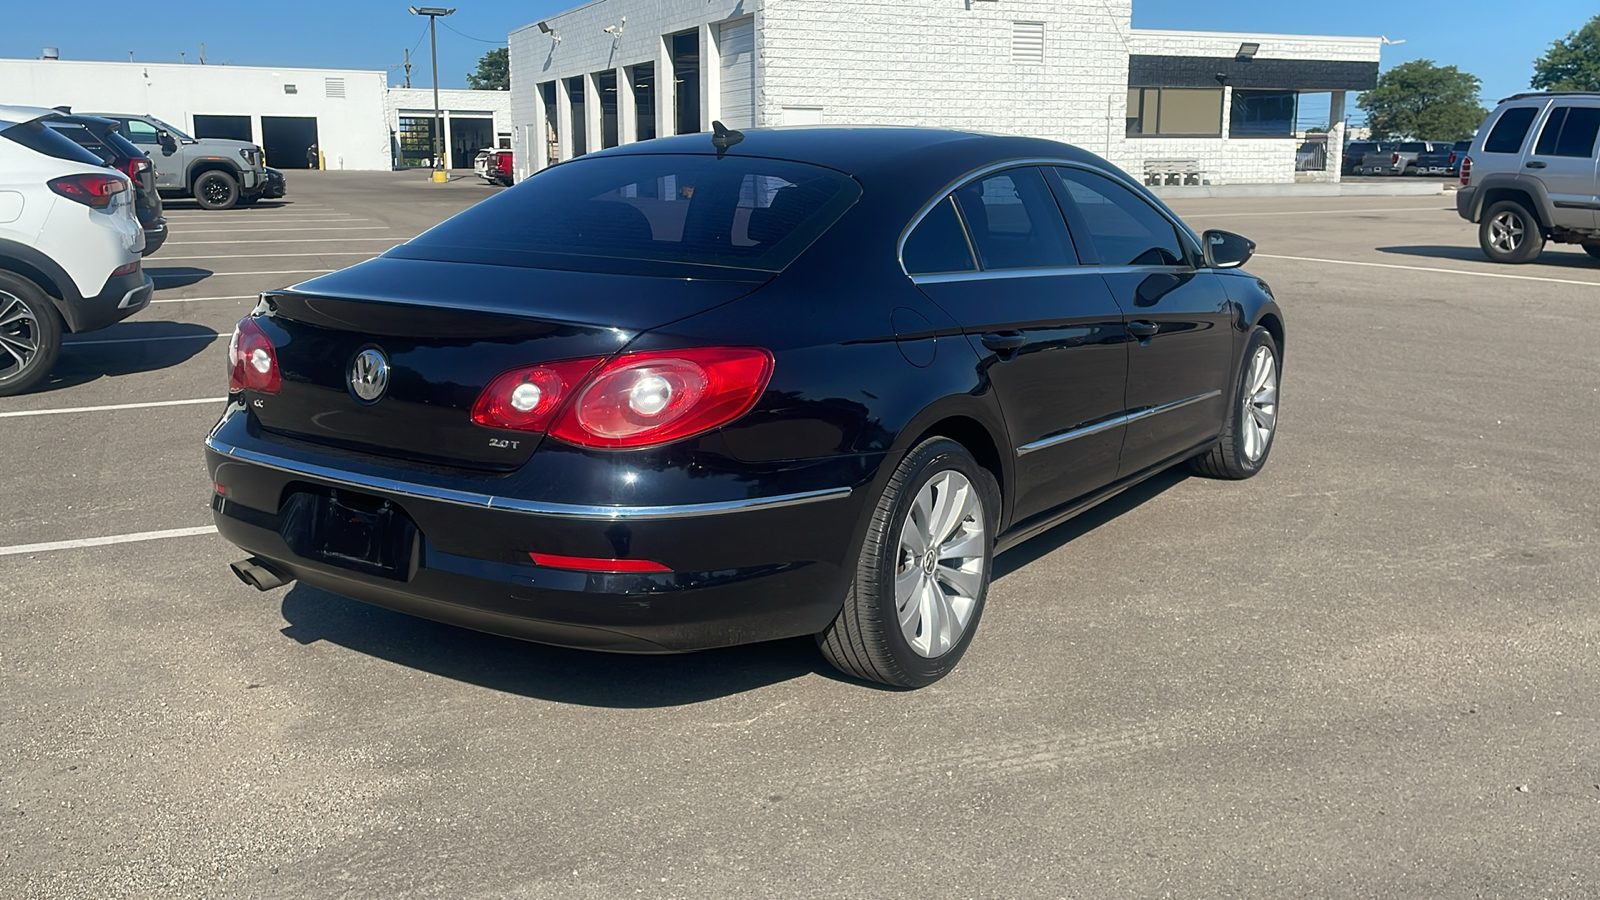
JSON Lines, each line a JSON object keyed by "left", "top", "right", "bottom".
{"left": 1356, "top": 140, "right": 1447, "bottom": 176}
{"left": 88, "top": 113, "right": 270, "bottom": 210}
{"left": 1342, "top": 141, "right": 1388, "bottom": 176}
{"left": 1414, "top": 140, "right": 1472, "bottom": 176}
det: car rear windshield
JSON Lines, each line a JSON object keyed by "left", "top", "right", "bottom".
{"left": 1395, "top": 142, "right": 1427, "bottom": 152}
{"left": 394, "top": 154, "right": 862, "bottom": 277}
{"left": 44, "top": 122, "right": 117, "bottom": 164}
{"left": 0, "top": 119, "right": 108, "bottom": 167}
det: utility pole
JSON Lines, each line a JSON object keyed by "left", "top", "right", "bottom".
{"left": 408, "top": 7, "right": 456, "bottom": 182}
{"left": 200, "top": 42, "right": 206, "bottom": 65}
{"left": 403, "top": 47, "right": 412, "bottom": 88}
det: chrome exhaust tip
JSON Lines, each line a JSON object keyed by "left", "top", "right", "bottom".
{"left": 230, "top": 557, "right": 293, "bottom": 591}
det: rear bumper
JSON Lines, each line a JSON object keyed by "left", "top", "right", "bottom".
{"left": 1456, "top": 186, "right": 1478, "bottom": 221}
{"left": 141, "top": 220, "right": 168, "bottom": 257}
{"left": 67, "top": 268, "right": 153, "bottom": 333}
{"left": 204, "top": 411, "right": 880, "bottom": 652}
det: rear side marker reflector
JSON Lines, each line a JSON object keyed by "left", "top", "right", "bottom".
{"left": 529, "top": 552, "right": 671, "bottom": 573}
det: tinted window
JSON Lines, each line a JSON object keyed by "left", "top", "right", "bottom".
{"left": 1230, "top": 90, "right": 1297, "bottom": 137}
{"left": 122, "top": 119, "right": 160, "bottom": 145}
{"left": 1483, "top": 107, "right": 1539, "bottom": 154}
{"left": 0, "top": 120, "right": 107, "bottom": 166}
{"left": 903, "top": 197, "right": 976, "bottom": 275}
{"left": 1050, "top": 167, "right": 1187, "bottom": 267}
{"left": 398, "top": 154, "right": 860, "bottom": 275}
{"left": 1533, "top": 106, "right": 1600, "bottom": 158}
{"left": 44, "top": 122, "right": 117, "bottom": 163}
{"left": 951, "top": 168, "right": 1077, "bottom": 271}
{"left": 1454, "top": 140, "right": 1472, "bottom": 151}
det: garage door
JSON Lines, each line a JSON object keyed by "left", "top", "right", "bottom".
{"left": 718, "top": 18, "right": 755, "bottom": 129}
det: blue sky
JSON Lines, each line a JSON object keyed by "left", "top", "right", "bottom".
{"left": 2, "top": 1, "right": 1592, "bottom": 105}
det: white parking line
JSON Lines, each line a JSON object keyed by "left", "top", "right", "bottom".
{"left": 156, "top": 251, "right": 378, "bottom": 262}
{"left": 1185, "top": 207, "right": 1451, "bottom": 218}
{"left": 166, "top": 226, "right": 393, "bottom": 234}
{"left": 162, "top": 237, "right": 404, "bottom": 245}
{"left": 152, "top": 269, "right": 333, "bottom": 280}
{"left": 0, "top": 526, "right": 217, "bottom": 558}
{"left": 151, "top": 295, "right": 256, "bottom": 304}
{"left": 0, "top": 397, "right": 225, "bottom": 418}
{"left": 65, "top": 332, "right": 220, "bottom": 347}
{"left": 1257, "top": 254, "right": 1600, "bottom": 287}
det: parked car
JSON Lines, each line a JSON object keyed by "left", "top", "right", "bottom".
{"left": 207, "top": 126, "right": 1283, "bottom": 688}
{"left": 472, "top": 148, "right": 494, "bottom": 183}
{"left": 87, "top": 113, "right": 270, "bottom": 210}
{"left": 0, "top": 105, "right": 151, "bottom": 396}
{"left": 259, "top": 166, "right": 287, "bottom": 200}
{"left": 473, "top": 148, "right": 513, "bottom": 186}
{"left": 44, "top": 112, "right": 167, "bottom": 256}
{"left": 1342, "top": 141, "right": 1387, "bottom": 176}
{"left": 1458, "top": 92, "right": 1600, "bottom": 263}
{"left": 1355, "top": 140, "right": 1444, "bottom": 175}
{"left": 1415, "top": 139, "right": 1472, "bottom": 177}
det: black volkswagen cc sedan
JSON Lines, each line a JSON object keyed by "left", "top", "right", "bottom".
{"left": 207, "top": 127, "right": 1282, "bottom": 688}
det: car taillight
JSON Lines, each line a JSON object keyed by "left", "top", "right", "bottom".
{"left": 471, "top": 347, "right": 774, "bottom": 449}
{"left": 528, "top": 552, "right": 671, "bottom": 573}
{"left": 228, "top": 317, "right": 280, "bottom": 394}
{"left": 48, "top": 173, "right": 127, "bottom": 209}
{"left": 1448, "top": 151, "right": 1457, "bottom": 166}
{"left": 120, "top": 157, "right": 151, "bottom": 181}
{"left": 1460, "top": 156, "right": 1472, "bottom": 187}
{"left": 1391, "top": 152, "right": 1400, "bottom": 164}
{"left": 110, "top": 261, "right": 139, "bottom": 277}
{"left": 471, "top": 358, "right": 603, "bottom": 432}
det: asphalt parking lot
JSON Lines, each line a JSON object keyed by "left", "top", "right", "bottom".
{"left": 4, "top": 172, "right": 1598, "bottom": 898}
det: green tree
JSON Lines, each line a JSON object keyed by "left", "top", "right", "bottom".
{"left": 1356, "top": 60, "right": 1486, "bottom": 141}
{"left": 466, "top": 47, "right": 509, "bottom": 91}
{"left": 1532, "top": 15, "right": 1600, "bottom": 91}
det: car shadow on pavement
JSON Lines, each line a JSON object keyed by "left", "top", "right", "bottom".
{"left": 143, "top": 266, "right": 213, "bottom": 289}
{"left": 994, "top": 467, "right": 1188, "bottom": 580}
{"left": 1376, "top": 245, "right": 1600, "bottom": 270}
{"left": 277, "top": 587, "right": 852, "bottom": 706}
{"left": 26, "top": 322, "right": 220, "bottom": 393}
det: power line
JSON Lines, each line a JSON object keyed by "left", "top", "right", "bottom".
{"left": 440, "top": 21, "right": 507, "bottom": 45}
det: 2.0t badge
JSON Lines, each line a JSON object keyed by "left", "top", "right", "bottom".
{"left": 348, "top": 347, "right": 390, "bottom": 403}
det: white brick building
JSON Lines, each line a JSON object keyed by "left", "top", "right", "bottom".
{"left": 508, "top": 0, "right": 1380, "bottom": 185}
{"left": 385, "top": 88, "right": 514, "bottom": 170}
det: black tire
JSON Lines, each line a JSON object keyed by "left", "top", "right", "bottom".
{"left": 192, "top": 170, "right": 240, "bottom": 210}
{"left": 1191, "top": 327, "right": 1280, "bottom": 480}
{"left": 818, "top": 437, "right": 1000, "bottom": 688}
{"left": 1583, "top": 244, "right": 1600, "bottom": 261}
{"left": 0, "top": 271, "right": 64, "bottom": 397}
{"left": 1479, "top": 200, "right": 1545, "bottom": 264}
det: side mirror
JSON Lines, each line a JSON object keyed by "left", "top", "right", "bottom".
{"left": 1203, "top": 229, "right": 1255, "bottom": 269}
{"left": 157, "top": 130, "right": 177, "bottom": 152}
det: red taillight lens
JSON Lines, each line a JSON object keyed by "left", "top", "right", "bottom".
{"left": 528, "top": 552, "right": 671, "bottom": 573}
{"left": 48, "top": 173, "right": 127, "bottom": 209}
{"left": 120, "top": 158, "right": 151, "bottom": 181}
{"left": 470, "top": 347, "right": 774, "bottom": 449}
{"left": 471, "top": 359, "right": 604, "bottom": 432}
{"left": 110, "top": 261, "right": 139, "bottom": 277}
{"left": 1391, "top": 152, "right": 1400, "bottom": 164}
{"left": 549, "top": 347, "right": 774, "bottom": 449}
{"left": 228, "top": 317, "right": 280, "bottom": 394}
{"left": 1460, "top": 156, "right": 1472, "bottom": 187}
{"left": 1448, "top": 151, "right": 1457, "bottom": 166}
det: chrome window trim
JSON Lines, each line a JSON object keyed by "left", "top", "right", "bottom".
{"left": 911, "top": 264, "right": 1193, "bottom": 286}
{"left": 897, "top": 157, "right": 1206, "bottom": 279}
{"left": 206, "top": 437, "right": 852, "bottom": 520}
{"left": 1016, "top": 390, "right": 1222, "bottom": 457}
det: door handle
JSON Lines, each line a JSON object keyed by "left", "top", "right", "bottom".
{"left": 1127, "top": 321, "right": 1160, "bottom": 338}
{"left": 1525, "top": 161, "right": 1547, "bottom": 169}
{"left": 980, "top": 331, "right": 1027, "bottom": 353}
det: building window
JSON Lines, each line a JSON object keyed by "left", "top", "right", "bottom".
{"left": 632, "top": 64, "right": 656, "bottom": 142}
{"left": 538, "top": 82, "right": 559, "bottom": 167}
{"left": 397, "top": 116, "right": 435, "bottom": 167}
{"left": 1127, "top": 88, "right": 1223, "bottom": 138}
{"left": 567, "top": 76, "right": 587, "bottom": 157}
{"left": 669, "top": 30, "right": 701, "bottom": 135}
{"left": 598, "top": 70, "right": 619, "bottom": 149}
{"left": 1012, "top": 22, "right": 1044, "bottom": 64}
{"left": 1230, "top": 90, "right": 1298, "bottom": 137}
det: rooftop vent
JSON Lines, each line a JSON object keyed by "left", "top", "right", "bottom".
{"left": 42, "top": 47, "right": 59, "bottom": 60}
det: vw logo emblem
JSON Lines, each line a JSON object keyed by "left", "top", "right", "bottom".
{"left": 349, "top": 347, "right": 390, "bottom": 403}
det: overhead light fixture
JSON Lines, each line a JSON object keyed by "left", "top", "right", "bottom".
{"left": 1236, "top": 42, "right": 1260, "bottom": 60}
{"left": 537, "top": 20, "right": 561, "bottom": 42}
{"left": 411, "top": 6, "right": 454, "bottom": 15}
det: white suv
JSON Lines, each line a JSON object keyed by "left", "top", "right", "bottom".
{"left": 0, "top": 105, "right": 152, "bottom": 395}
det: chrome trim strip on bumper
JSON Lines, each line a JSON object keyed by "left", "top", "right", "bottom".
{"left": 205, "top": 436, "right": 853, "bottom": 520}
{"left": 118, "top": 283, "right": 154, "bottom": 309}
{"left": 1016, "top": 390, "right": 1223, "bottom": 457}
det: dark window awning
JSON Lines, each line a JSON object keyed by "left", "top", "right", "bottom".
{"left": 1130, "top": 55, "right": 1378, "bottom": 92}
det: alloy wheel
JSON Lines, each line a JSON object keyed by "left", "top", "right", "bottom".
{"left": 1241, "top": 345, "right": 1278, "bottom": 462}
{"left": 0, "top": 291, "right": 41, "bottom": 380}
{"left": 895, "top": 470, "right": 987, "bottom": 658}
{"left": 202, "top": 177, "right": 230, "bottom": 205}
{"left": 1488, "top": 211, "right": 1524, "bottom": 253}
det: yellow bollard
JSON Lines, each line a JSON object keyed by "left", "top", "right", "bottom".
{"left": 431, "top": 170, "right": 448, "bottom": 183}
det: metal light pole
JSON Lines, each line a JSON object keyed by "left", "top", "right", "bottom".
{"left": 409, "top": 6, "right": 456, "bottom": 182}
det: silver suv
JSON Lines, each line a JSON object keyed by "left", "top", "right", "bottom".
{"left": 1457, "top": 92, "right": 1600, "bottom": 263}
{"left": 90, "top": 114, "right": 269, "bottom": 211}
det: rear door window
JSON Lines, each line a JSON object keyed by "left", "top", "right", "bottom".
{"left": 1482, "top": 107, "right": 1540, "bottom": 154}
{"left": 903, "top": 197, "right": 976, "bottom": 275}
{"left": 1533, "top": 106, "right": 1600, "bottom": 158}
{"left": 950, "top": 167, "right": 1078, "bottom": 271}
{"left": 395, "top": 154, "right": 861, "bottom": 276}
{"left": 120, "top": 119, "right": 161, "bottom": 145}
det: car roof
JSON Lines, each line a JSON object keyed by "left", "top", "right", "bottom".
{"left": 1497, "top": 91, "right": 1600, "bottom": 103}
{"left": 0, "top": 104, "right": 59, "bottom": 129}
